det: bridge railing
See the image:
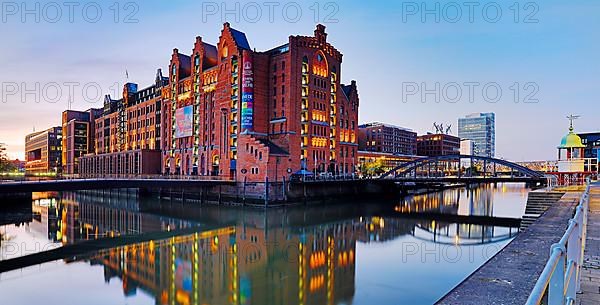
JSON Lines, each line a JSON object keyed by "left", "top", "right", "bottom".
{"left": 0, "top": 174, "right": 235, "bottom": 184}
{"left": 525, "top": 179, "right": 591, "bottom": 305}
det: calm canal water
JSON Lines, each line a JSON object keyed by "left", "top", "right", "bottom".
{"left": 0, "top": 183, "right": 530, "bottom": 305}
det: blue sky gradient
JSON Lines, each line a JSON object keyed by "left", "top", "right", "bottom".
{"left": 1, "top": 0, "right": 598, "bottom": 160}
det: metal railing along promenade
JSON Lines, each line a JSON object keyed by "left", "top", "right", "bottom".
{"left": 525, "top": 180, "right": 591, "bottom": 305}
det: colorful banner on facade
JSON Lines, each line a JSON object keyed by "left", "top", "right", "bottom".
{"left": 241, "top": 53, "right": 254, "bottom": 131}
{"left": 174, "top": 105, "right": 193, "bottom": 138}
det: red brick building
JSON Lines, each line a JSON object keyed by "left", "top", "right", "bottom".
{"left": 358, "top": 122, "right": 417, "bottom": 155}
{"left": 79, "top": 70, "right": 168, "bottom": 177}
{"left": 77, "top": 24, "right": 359, "bottom": 182}
{"left": 162, "top": 23, "right": 359, "bottom": 181}
{"left": 416, "top": 133, "right": 460, "bottom": 157}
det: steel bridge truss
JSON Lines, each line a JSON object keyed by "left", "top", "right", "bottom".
{"left": 380, "top": 154, "right": 545, "bottom": 179}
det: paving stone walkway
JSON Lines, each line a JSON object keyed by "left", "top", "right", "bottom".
{"left": 577, "top": 183, "right": 600, "bottom": 305}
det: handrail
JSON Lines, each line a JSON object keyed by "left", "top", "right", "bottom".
{"left": 525, "top": 179, "right": 592, "bottom": 305}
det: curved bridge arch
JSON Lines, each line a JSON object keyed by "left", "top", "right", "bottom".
{"left": 411, "top": 224, "right": 518, "bottom": 246}
{"left": 380, "top": 154, "right": 544, "bottom": 179}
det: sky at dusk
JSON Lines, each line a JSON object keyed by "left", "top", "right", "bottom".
{"left": 0, "top": 0, "right": 598, "bottom": 161}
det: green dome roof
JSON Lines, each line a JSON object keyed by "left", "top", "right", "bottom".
{"left": 558, "top": 127, "right": 586, "bottom": 148}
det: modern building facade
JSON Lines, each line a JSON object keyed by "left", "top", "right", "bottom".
{"left": 416, "top": 133, "right": 460, "bottom": 157}
{"left": 458, "top": 113, "right": 495, "bottom": 157}
{"left": 358, "top": 122, "right": 416, "bottom": 155}
{"left": 62, "top": 109, "right": 102, "bottom": 175}
{"left": 460, "top": 139, "right": 474, "bottom": 156}
{"left": 25, "top": 126, "right": 62, "bottom": 174}
{"left": 162, "top": 23, "right": 359, "bottom": 181}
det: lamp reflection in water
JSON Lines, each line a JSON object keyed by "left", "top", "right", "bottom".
{"left": 0, "top": 184, "right": 528, "bottom": 305}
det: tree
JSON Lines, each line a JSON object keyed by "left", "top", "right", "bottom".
{"left": 361, "top": 159, "right": 386, "bottom": 177}
{"left": 0, "top": 143, "right": 15, "bottom": 172}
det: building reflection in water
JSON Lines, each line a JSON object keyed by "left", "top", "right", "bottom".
{"left": 19, "top": 191, "right": 359, "bottom": 305}
{"left": 3, "top": 185, "right": 524, "bottom": 305}
{"left": 85, "top": 220, "right": 358, "bottom": 305}
{"left": 26, "top": 191, "right": 197, "bottom": 247}
{"left": 395, "top": 184, "right": 520, "bottom": 245}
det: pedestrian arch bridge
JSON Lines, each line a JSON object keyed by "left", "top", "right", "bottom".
{"left": 379, "top": 154, "right": 545, "bottom": 182}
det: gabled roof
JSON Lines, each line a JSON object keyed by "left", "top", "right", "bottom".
{"left": 155, "top": 68, "right": 169, "bottom": 86}
{"left": 229, "top": 27, "right": 251, "bottom": 50}
{"left": 341, "top": 84, "right": 352, "bottom": 100}
{"left": 203, "top": 42, "right": 218, "bottom": 68}
{"left": 177, "top": 53, "right": 191, "bottom": 77}
{"left": 258, "top": 139, "right": 289, "bottom": 155}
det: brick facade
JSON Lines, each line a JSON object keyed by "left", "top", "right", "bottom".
{"left": 162, "top": 23, "right": 359, "bottom": 182}
{"left": 81, "top": 23, "right": 359, "bottom": 182}
{"left": 358, "top": 122, "right": 417, "bottom": 156}
{"left": 416, "top": 134, "right": 460, "bottom": 156}
{"left": 79, "top": 149, "right": 161, "bottom": 176}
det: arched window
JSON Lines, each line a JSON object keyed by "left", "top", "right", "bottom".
{"left": 302, "top": 56, "right": 309, "bottom": 74}
{"left": 171, "top": 64, "right": 177, "bottom": 80}
{"left": 221, "top": 44, "right": 229, "bottom": 59}
{"left": 312, "top": 51, "right": 328, "bottom": 77}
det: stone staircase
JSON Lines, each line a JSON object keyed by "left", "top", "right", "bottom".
{"left": 520, "top": 191, "right": 566, "bottom": 231}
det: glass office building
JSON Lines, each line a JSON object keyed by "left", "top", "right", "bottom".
{"left": 458, "top": 113, "right": 495, "bottom": 157}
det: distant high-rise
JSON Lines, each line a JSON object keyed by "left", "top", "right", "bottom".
{"left": 458, "top": 113, "right": 495, "bottom": 157}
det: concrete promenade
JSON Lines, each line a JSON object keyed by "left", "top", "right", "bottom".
{"left": 437, "top": 191, "right": 581, "bottom": 305}
{"left": 577, "top": 183, "right": 600, "bottom": 304}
